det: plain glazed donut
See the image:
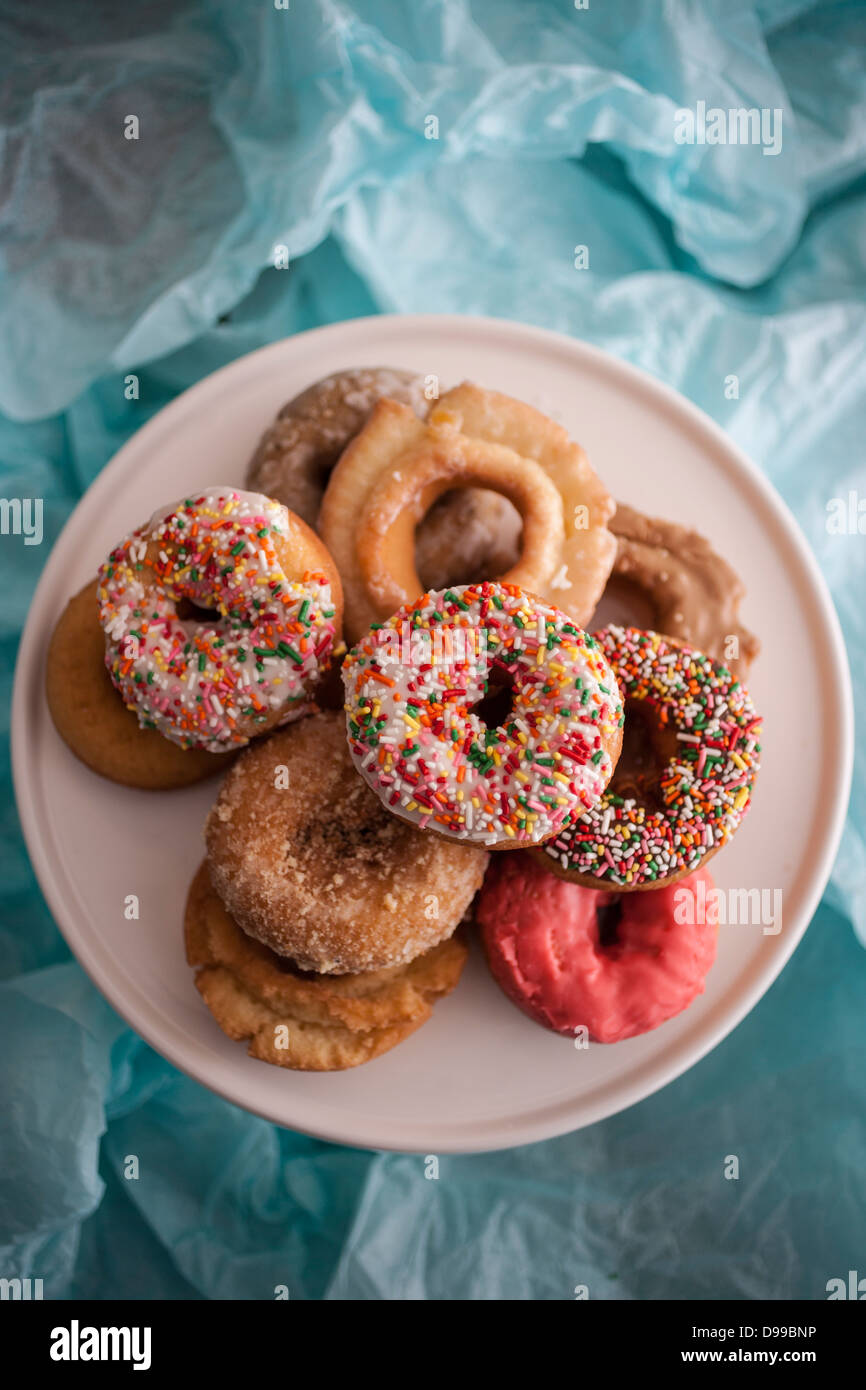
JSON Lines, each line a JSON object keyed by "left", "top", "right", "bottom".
{"left": 535, "top": 626, "right": 762, "bottom": 890}
{"left": 343, "top": 581, "right": 623, "bottom": 850}
{"left": 476, "top": 853, "right": 718, "bottom": 1042}
{"left": 319, "top": 382, "right": 616, "bottom": 644}
{"left": 98, "top": 487, "right": 343, "bottom": 753}
{"left": 605, "top": 504, "right": 759, "bottom": 674}
{"left": 437, "top": 382, "right": 615, "bottom": 616}
{"left": 245, "top": 367, "right": 522, "bottom": 592}
{"left": 205, "top": 711, "right": 488, "bottom": 974}
{"left": 357, "top": 430, "right": 565, "bottom": 623}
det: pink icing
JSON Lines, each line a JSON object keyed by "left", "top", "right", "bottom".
{"left": 476, "top": 855, "right": 717, "bottom": 1043}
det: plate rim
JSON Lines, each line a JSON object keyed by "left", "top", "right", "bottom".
{"left": 11, "top": 312, "right": 855, "bottom": 1153}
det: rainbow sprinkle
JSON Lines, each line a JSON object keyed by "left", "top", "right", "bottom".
{"left": 97, "top": 487, "right": 337, "bottom": 752}
{"left": 545, "top": 626, "right": 762, "bottom": 885}
{"left": 343, "top": 582, "right": 623, "bottom": 847}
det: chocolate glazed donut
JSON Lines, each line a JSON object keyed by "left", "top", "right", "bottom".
{"left": 603, "top": 504, "right": 759, "bottom": 675}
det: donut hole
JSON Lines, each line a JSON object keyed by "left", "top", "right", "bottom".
{"left": 472, "top": 672, "right": 516, "bottom": 733}
{"left": 592, "top": 575, "right": 657, "bottom": 631}
{"left": 595, "top": 895, "right": 624, "bottom": 949}
{"left": 175, "top": 596, "right": 222, "bottom": 625}
{"left": 609, "top": 698, "right": 672, "bottom": 813}
{"left": 290, "top": 790, "right": 408, "bottom": 885}
{"left": 414, "top": 488, "right": 523, "bottom": 590}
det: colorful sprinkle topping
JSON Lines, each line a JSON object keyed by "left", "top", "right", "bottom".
{"left": 343, "top": 582, "right": 623, "bottom": 847}
{"left": 545, "top": 626, "right": 762, "bottom": 885}
{"left": 97, "top": 487, "right": 337, "bottom": 752}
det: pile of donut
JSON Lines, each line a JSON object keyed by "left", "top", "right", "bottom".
{"left": 46, "top": 369, "right": 762, "bottom": 1069}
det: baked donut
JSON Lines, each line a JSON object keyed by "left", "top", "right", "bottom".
{"left": 245, "top": 366, "right": 521, "bottom": 592}
{"left": 604, "top": 504, "right": 759, "bottom": 674}
{"left": 46, "top": 580, "right": 234, "bottom": 789}
{"left": 205, "top": 711, "right": 487, "bottom": 974}
{"left": 476, "top": 854, "right": 717, "bottom": 1042}
{"left": 319, "top": 382, "right": 616, "bottom": 644}
{"left": 535, "top": 626, "right": 762, "bottom": 890}
{"left": 343, "top": 582, "right": 623, "bottom": 849}
{"left": 98, "top": 487, "right": 342, "bottom": 752}
{"left": 185, "top": 861, "right": 467, "bottom": 1070}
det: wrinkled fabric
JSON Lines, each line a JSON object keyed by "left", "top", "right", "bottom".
{"left": 1, "top": 0, "right": 865, "bottom": 1300}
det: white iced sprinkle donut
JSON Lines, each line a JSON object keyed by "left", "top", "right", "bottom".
{"left": 343, "top": 581, "right": 624, "bottom": 848}
{"left": 97, "top": 487, "right": 343, "bottom": 752}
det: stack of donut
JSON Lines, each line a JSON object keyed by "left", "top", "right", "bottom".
{"left": 46, "top": 367, "right": 762, "bottom": 1067}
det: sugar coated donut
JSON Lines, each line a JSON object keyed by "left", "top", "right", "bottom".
{"left": 205, "top": 711, "right": 487, "bottom": 974}
{"left": 97, "top": 487, "right": 343, "bottom": 753}
{"left": 605, "top": 504, "right": 759, "bottom": 674}
{"left": 343, "top": 582, "right": 624, "bottom": 849}
{"left": 536, "top": 626, "right": 762, "bottom": 890}
{"left": 320, "top": 382, "right": 615, "bottom": 644}
{"left": 476, "top": 853, "right": 717, "bottom": 1042}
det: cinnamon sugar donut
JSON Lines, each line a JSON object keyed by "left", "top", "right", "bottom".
{"left": 205, "top": 711, "right": 488, "bottom": 974}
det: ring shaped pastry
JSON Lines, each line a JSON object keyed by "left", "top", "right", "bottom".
{"left": 535, "top": 626, "right": 762, "bottom": 891}
{"left": 357, "top": 437, "right": 565, "bottom": 626}
{"left": 319, "top": 383, "right": 616, "bottom": 644}
{"left": 605, "top": 503, "right": 759, "bottom": 675}
{"left": 185, "top": 861, "right": 467, "bottom": 1071}
{"left": 246, "top": 367, "right": 429, "bottom": 526}
{"left": 46, "top": 580, "right": 234, "bottom": 789}
{"left": 245, "top": 367, "right": 523, "bottom": 592}
{"left": 205, "top": 711, "right": 488, "bottom": 974}
{"left": 343, "top": 582, "right": 623, "bottom": 850}
{"left": 477, "top": 854, "right": 718, "bottom": 1043}
{"left": 98, "top": 487, "right": 342, "bottom": 752}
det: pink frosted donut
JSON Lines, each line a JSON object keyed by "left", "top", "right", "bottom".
{"left": 476, "top": 854, "right": 717, "bottom": 1042}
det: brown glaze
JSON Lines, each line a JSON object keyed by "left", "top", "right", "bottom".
{"left": 603, "top": 504, "right": 759, "bottom": 675}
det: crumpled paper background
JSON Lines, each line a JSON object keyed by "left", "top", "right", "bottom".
{"left": 1, "top": 0, "right": 864, "bottom": 1300}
